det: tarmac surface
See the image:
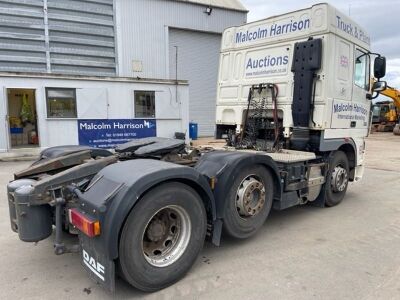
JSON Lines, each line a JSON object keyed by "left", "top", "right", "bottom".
{"left": 0, "top": 132, "right": 399, "bottom": 299}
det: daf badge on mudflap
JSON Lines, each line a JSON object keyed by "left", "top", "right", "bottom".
{"left": 83, "top": 249, "right": 105, "bottom": 281}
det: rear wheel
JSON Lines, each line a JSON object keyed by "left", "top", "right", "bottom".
{"left": 223, "top": 165, "right": 274, "bottom": 239}
{"left": 325, "top": 151, "right": 350, "bottom": 207}
{"left": 118, "top": 182, "right": 207, "bottom": 292}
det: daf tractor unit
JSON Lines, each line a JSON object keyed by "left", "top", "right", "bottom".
{"left": 7, "top": 3, "right": 387, "bottom": 293}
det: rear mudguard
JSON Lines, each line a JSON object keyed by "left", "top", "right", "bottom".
{"left": 76, "top": 159, "right": 216, "bottom": 262}
{"left": 195, "top": 151, "right": 283, "bottom": 219}
{"left": 76, "top": 153, "right": 281, "bottom": 291}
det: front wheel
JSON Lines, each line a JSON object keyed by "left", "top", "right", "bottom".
{"left": 118, "top": 182, "right": 207, "bottom": 292}
{"left": 325, "top": 151, "right": 350, "bottom": 207}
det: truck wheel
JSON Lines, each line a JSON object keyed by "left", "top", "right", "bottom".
{"left": 118, "top": 182, "right": 207, "bottom": 292}
{"left": 223, "top": 165, "right": 273, "bottom": 239}
{"left": 325, "top": 151, "right": 350, "bottom": 207}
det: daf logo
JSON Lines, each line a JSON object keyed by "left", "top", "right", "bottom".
{"left": 83, "top": 249, "right": 105, "bottom": 281}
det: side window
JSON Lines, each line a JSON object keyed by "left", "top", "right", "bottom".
{"left": 46, "top": 88, "right": 77, "bottom": 118}
{"left": 134, "top": 91, "right": 155, "bottom": 118}
{"left": 354, "top": 49, "right": 370, "bottom": 90}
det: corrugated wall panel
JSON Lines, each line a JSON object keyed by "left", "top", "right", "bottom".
{"left": 0, "top": 0, "right": 116, "bottom": 76}
{"left": 0, "top": 0, "right": 47, "bottom": 72}
{"left": 0, "top": 0, "right": 244, "bottom": 77}
{"left": 47, "top": 0, "right": 116, "bottom": 76}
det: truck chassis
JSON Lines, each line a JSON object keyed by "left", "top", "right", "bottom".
{"left": 8, "top": 136, "right": 352, "bottom": 292}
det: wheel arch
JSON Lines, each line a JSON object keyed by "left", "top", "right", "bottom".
{"left": 80, "top": 160, "right": 215, "bottom": 260}
{"left": 258, "top": 163, "right": 282, "bottom": 202}
{"left": 337, "top": 144, "right": 356, "bottom": 180}
{"left": 319, "top": 137, "right": 357, "bottom": 181}
{"left": 112, "top": 179, "right": 215, "bottom": 260}
{"left": 171, "top": 178, "right": 216, "bottom": 223}
{"left": 195, "top": 151, "right": 282, "bottom": 219}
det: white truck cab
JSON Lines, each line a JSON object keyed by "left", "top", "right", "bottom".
{"left": 216, "top": 3, "right": 386, "bottom": 181}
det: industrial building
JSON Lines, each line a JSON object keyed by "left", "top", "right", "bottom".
{"left": 0, "top": 0, "right": 247, "bottom": 155}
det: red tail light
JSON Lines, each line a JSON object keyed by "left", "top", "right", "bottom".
{"left": 68, "top": 208, "right": 100, "bottom": 237}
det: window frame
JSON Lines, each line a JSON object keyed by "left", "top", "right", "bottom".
{"left": 353, "top": 48, "right": 371, "bottom": 91}
{"left": 134, "top": 90, "right": 156, "bottom": 119}
{"left": 45, "top": 87, "right": 77, "bottom": 119}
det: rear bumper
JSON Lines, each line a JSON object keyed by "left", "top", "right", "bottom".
{"left": 7, "top": 179, "right": 116, "bottom": 292}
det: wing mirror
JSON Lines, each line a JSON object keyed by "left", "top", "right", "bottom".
{"left": 374, "top": 56, "right": 386, "bottom": 79}
{"left": 373, "top": 81, "right": 387, "bottom": 92}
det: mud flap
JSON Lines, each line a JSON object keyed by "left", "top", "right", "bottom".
{"left": 79, "top": 235, "right": 115, "bottom": 292}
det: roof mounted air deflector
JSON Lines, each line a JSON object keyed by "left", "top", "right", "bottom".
{"left": 290, "top": 37, "right": 322, "bottom": 150}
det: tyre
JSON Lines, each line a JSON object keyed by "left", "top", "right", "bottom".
{"left": 223, "top": 165, "right": 274, "bottom": 239}
{"left": 118, "top": 182, "right": 207, "bottom": 292}
{"left": 325, "top": 151, "right": 350, "bottom": 207}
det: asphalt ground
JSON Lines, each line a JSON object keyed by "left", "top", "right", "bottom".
{"left": 0, "top": 132, "right": 399, "bottom": 299}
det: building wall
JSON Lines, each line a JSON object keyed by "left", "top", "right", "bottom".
{"left": 0, "top": 0, "right": 246, "bottom": 78}
{"left": 0, "top": 75, "right": 189, "bottom": 152}
{"left": 116, "top": 0, "right": 247, "bottom": 79}
{"left": 0, "top": 0, "right": 247, "bottom": 148}
{"left": 0, "top": 0, "right": 117, "bottom": 76}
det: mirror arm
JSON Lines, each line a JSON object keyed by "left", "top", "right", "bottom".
{"left": 370, "top": 91, "right": 380, "bottom": 100}
{"left": 369, "top": 52, "right": 382, "bottom": 57}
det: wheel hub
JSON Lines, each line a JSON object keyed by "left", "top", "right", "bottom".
{"left": 331, "top": 166, "right": 348, "bottom": 192}
{"left": 236, "top": 176, "right": 266, "bottom": 217}
{"left": 146, "top": 219, "right": 166, "bottom": 242}
{"left": 142, "top": 206, "right": 191, "bottom": 268}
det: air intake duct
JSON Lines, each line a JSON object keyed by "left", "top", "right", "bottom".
{"left": 290, "top": 38, "right": 322, "bottom": 150}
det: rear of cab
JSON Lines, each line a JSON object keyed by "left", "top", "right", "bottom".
{"left": 216, "top": 3, "right": 372, "bottom": 179}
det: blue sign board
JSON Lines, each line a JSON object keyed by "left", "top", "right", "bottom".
{"left": 78, "top": 119, "right": 157, "bottom": 149}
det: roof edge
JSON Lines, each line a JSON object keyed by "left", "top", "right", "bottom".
{"left": 172, "top": 0, "right": 248, "bottom": 13}
{"left": 0, "top": 72, "right": 189, "bottom": 85}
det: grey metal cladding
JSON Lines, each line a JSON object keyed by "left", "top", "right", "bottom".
{"left": 0, "top": 0, "right": 47, "bottom": 72}
{"left": 48, "top": 0, "right": 116, "bottom": 75}
{"left": 0, "top": 0, "right": 116, "bottom": 75}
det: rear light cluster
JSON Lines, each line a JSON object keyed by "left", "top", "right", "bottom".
{"left": 69, "top": 208, "right": 100, "bottom": 237}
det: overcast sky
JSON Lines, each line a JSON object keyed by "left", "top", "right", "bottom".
{"left": 240, "top": 0, "right": 400, "bottom": 88}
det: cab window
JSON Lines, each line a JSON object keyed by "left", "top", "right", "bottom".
{"left": 354, "top": 49, "right": 370, "bottom": 90}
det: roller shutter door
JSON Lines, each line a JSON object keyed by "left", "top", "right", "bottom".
{"left": 169, "top": 28, "right": 221, "bottom": 137}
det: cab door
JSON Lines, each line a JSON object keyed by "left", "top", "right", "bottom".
{"left": 330, "top": 37, "right": 353, "bottom": 129}
{"left": 351, "top": 47, "right": 371, "bottom": 130}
